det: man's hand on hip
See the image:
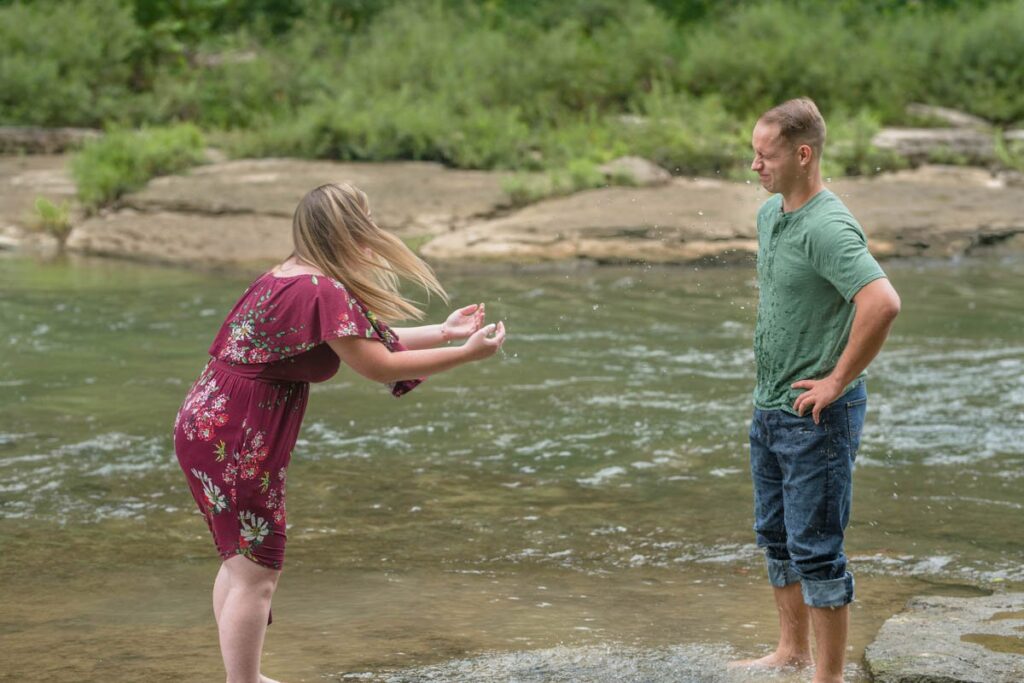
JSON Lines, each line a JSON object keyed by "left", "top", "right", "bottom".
{"left": 791, "top": 376, "right": 844, "bottom": 424}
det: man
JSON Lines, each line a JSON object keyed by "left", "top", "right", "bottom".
{"left": 732, "top": 98, "right": 901, "bottom": 683}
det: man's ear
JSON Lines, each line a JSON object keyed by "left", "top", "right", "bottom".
{"left": 798, "top": 144, "right": 814, "bottom": 166}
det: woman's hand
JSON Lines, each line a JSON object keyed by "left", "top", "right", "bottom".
{"left": 442, "top": 303, "right": 485, "bottom": 341}
{"left": 462, "top": 322, "right": 506, "bottom": 360}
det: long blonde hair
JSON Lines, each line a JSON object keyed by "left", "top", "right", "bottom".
{"left": 291, "top": 183, "right": 447, "bottom": 322}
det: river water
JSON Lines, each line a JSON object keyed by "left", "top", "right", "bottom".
{"left": 2, "top": 254, "right": 1022, "bottom": 682}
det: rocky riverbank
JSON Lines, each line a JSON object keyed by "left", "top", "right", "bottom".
{"left": 3, "top": 154, "right": 1024, "bottom": 268}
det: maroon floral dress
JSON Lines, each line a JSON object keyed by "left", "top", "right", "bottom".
{"left": 174, "top": 272, "right": 419, "bottom": 570}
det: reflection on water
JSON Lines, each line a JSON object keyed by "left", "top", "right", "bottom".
{"left": 2, "top": 254, "right": 1023, "bottom": 681}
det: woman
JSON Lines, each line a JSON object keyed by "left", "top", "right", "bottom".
{"left": 173, "top": 183, "right": 505, "bottom": 682}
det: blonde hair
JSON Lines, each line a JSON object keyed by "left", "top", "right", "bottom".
{"left": 759, "top": 97, "right": 827, "bottom": 159}
{"left": 292, "top": 183, "right": 447, "bottom": 322}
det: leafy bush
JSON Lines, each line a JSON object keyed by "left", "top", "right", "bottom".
{"left": 4, "top": 0, "right": 1023, "bottom": 184}
{"left": 924, "top": 1, "right": 1024, "bottom": 124}
{"left": 0, "top": 0, "right": 144, "bottom": 126}
{"left": 31, "top": 197, "right": 73, "bottom": 248}
{"left": 71, "top": 124, "right": 206, "bottom": 210}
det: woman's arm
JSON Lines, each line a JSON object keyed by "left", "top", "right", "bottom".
{"left": 388, "top": 323, "right": 448, "bottom": 350}
{"left": 328, "top": 322, "right": 505, "bottom": 383}
{"left": 392, "top": 303, "right": 485, "bottom": 350}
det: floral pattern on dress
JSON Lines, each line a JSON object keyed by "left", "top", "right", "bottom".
{"left": 191, "top": 468, "right": 230, "bottom": 515}
{"left": 176, "top": 271, "right": 421, "bottom": 572}
{"left": 264, "top": 466, "right": 287, "bottom": 525}
{"left": 218, "top": 285, "right": 316, "bottom": 364}
{"left": 175, "top": 367, "right": 230, "bottom": 441}
{"left": 235, "top": 419, "right": 269, "bottom": 480}
{"left": 237, "top": 509, "right": 270, "bottom": 559}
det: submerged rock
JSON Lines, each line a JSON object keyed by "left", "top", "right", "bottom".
{"left": 336, "top": 643, "right": 837, "bottom": 683}
{"left": 865, "top": 593, "right": 1024, "bottom": 683}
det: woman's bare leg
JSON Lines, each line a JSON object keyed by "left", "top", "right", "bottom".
{"left": 214, "top": 560, "right": 231, "bottom": 625}
{"left": 218, "top": 555, "right": 281, "bottom": 683}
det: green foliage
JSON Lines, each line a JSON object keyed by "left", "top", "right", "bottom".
{"left": 31, "top": 197, "right": 73, "bottom": 247}
{"left": 3, "top": 0, "right": 1024, "bottom": 188}
{"left": 995, "top": 134, "right": 1024, "bottom": 172}
{"left": 71, "top": 125, "right": 206, "bottom": 210}
{"left": 502, "top": 161, "right": 607, "bottom": 207}
{"left": 923, "top": 1, "right": 1024, "bottom": 124}
{"left": 0, "top": 0, "right": 143, "bottom": 126}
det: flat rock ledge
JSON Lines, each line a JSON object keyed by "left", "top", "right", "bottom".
{"left": 865, "top": 593, "right": 1024, "bottom": 683}
{"left": 423, "top": 166, "right": 1024, "bottom": 264}
{"left": 4, "top": 154, "right": 1024, "bottom": 267}
{"left": 67, "top": 159, "right": 514, "bottom": 267}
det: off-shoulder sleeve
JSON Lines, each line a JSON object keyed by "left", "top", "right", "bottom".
{"left": 314, "top": 277, "right": 422, "bottom": 397}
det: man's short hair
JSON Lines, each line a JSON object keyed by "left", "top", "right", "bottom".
{"left": 759, "top": 98, "right": 826, "bottom": 159}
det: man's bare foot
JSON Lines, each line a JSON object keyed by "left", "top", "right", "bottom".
{"left": 260, "top": 675, "right": 281, "bottom": 683}
{"left": 727, "top": 650, "right": 813, "bottom": 670}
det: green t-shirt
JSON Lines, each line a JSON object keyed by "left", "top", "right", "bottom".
{"left": 753, "top": 189, "right": 886, "bottom": 413}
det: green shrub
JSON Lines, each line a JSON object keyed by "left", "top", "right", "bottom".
{"left": 924, "top": 1, "right": 1024, "bottom": 124}
{"left": 71, "top": 124, "right": 206, "bottom": 210}
{"left": 502, "top": 160, "right": 609, "bottom": 206}
{"left": 0, "top": 0, "right": 144, "bottom": 126}
{"left": 7, "top": 0, "right": 1023, "bottom": 186}
{"left": 679, "top": 2, "right": 862, "bottom": 118}
{"left": 31, "top": 197, "right": 73, "bottom": 248}
{"left": 995, "top": 133, "right": 1024, "bottom": 172}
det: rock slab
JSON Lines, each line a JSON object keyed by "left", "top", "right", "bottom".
{"left": 864, "top": 593, "right": 1024, "bottom": 683}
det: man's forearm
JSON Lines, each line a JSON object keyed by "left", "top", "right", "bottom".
{"left": 829, "top": 311, "right": 896, "bottom": 387}
{"left": 829, "top": 284, "right": 900, "bottom": 386}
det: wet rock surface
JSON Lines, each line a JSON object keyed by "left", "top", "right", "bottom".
{"left": 336, "top": 643, "right": 839, "bottom": 683}
{"left": 864, "top": 593, "right": 1024, "bottom": 683}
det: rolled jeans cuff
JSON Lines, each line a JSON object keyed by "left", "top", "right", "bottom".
{"left": 766, "top": 556, "right": 800, "bottom": 588}
{"left": 800, "top": 572, "right": 855, "bottom": 608}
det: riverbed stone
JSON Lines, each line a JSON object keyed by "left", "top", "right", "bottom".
{"left": 122, "top": 158, "right": 512, "bottom": 235}
{"left": 423, "top": 165, "right": 1024, "bottom": 263}
{"left": 904, "top": 104, "right": 992, "bottom": 129}
{"left": 864, "top": 593, "right": 1024, "bottom": 683}
{"left": 422, "top": 177, "right": 763, "bottom": 264}
{"left": 67, "top": 209, "right": 293, "bottom": 267}
{"left": 597, "top": 156, "right": 672, "bottom": 186}
{"left": 871, "top": 128, "right": 997, "bottom": 164}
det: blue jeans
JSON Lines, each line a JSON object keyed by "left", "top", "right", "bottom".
{"left": 749, "top": 382, "right": 867, "bottom": 608}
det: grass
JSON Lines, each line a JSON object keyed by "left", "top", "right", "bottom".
{"left": 31, "top": 197, "right": 73, "bottom": 248}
